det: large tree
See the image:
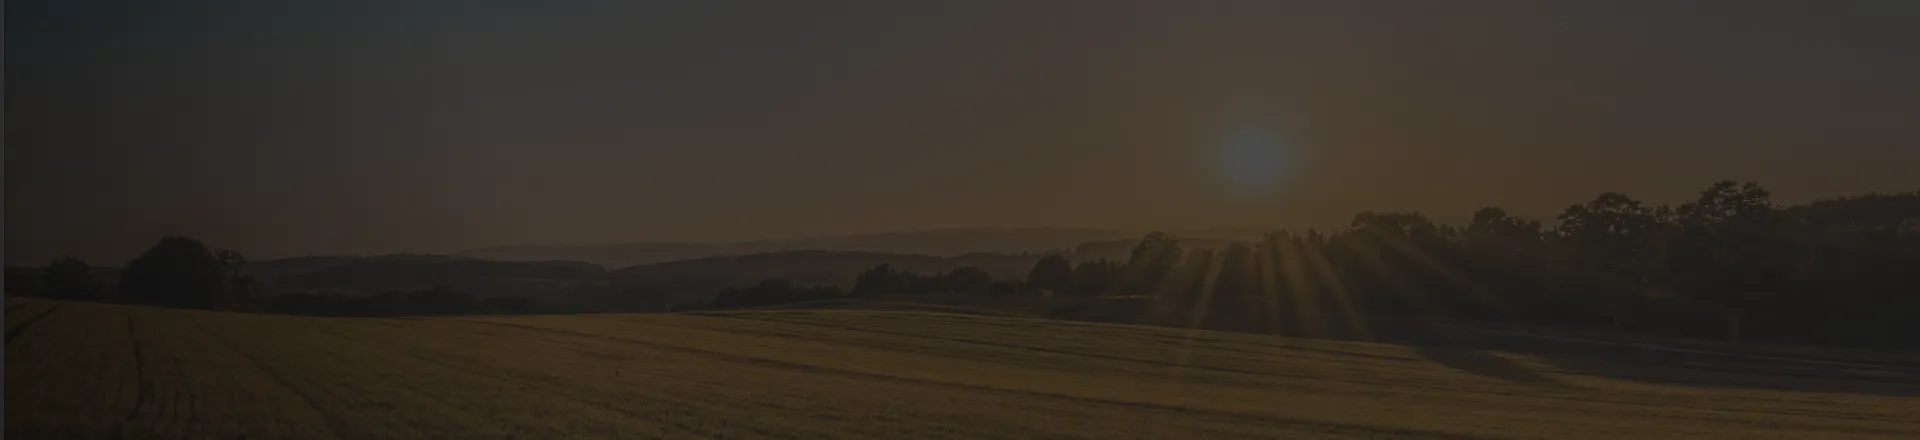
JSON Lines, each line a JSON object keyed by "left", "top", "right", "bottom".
{"left": 1068, "top": 259, "right": 1122, "bottom": 297}
{"left": 1463, "top": 207, "right": 1550, "bottom": 320}
{"left": 1670, "top": 181, "right": 1800, "bottom": 348}
{"left": 1555, "top": 193, "right": 1670, "bottom": 336}
{"left": 1345, "top": 211, "right": 1455, "bottom": 312}
{"left": 42, "top": 257, "right": 100, "bottom": 300}
{"left": 1122, "top": 232, "right": 1183, "bottom": 296}
{"left": 852, "top": 264, "right": 901, "bottom": 296}
{"left": 944, "top": 266, "right": 994, "bottom": 295}
{"left": 1024, "top": 254, "right": 1073, "bottom": 295}
{"left": 1351, "top": 211, "right": 1441, "bottom": 243}
{"left": 119, "top": 236, "right": 255, "bottom": 310}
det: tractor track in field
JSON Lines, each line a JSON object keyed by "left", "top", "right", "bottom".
{"left": 122, "top": 313, "right": 150, "bottom": 426}
{"left": 5, "top": 303, "right": 64, "bottom": 343}
{"left": 444, "top": 317, "right": 1490, "bottom": 440}
{"left": 199, "top": 321, "right": 348, "bottom": 439}
{"left": 6, "top": 300, "right": 36, "bottom": 315}
{"left": 710, "top": 312, "right": 1421, "bottom": 372}
{"left": 306, "top": 326, "right": 522, "bottom": 437}
{"left": 381, "top": 339, "right": 791, "bottom": 440}
{"left": 15, "top": 301, "right": 1920, "bottom": 440}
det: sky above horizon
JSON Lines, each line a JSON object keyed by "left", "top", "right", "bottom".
{"left": 10, "top": 0, "right": 1920, "bottom": 264}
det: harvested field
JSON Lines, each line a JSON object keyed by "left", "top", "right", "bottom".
{"left": 7, "top": 298, "right": 1918, "bottom": 439}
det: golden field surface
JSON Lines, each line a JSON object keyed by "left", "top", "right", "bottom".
{"left": 7, "top": 297, "right": 1918, "bottom": 439}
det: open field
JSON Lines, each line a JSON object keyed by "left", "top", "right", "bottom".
{"left": 7, "top": 297, "right": 1919, "bottom": 439}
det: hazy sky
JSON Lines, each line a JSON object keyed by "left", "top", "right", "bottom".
{"left": 10, "top": 1, "right": 1920, "bottom": 264}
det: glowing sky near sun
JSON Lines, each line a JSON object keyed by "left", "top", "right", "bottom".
{"left": 9, "top": 1, "right": 1920, "bottom": 262}
{"left": 1219, "top": 122, "right": 1289, "bottom": 191}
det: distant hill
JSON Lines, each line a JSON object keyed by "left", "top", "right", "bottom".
{"left": 271, "top": 258, "right": 605, "bottom": 297}
{"left": 240, "top": 254, "right": 479, "bottom": 283}
{"left": 461, "top": 227, "right": 1138, "bottom": 268}
{"left": 457, "top": 223, "right": 1563, "bottom": 269}
{"left": 1066, "top": 238, "right": 1242, "bottom": 262}
{"left": 600, "top": 250, "right": 1043, "bottom": 311}
{"left": 244, "top": 249, "right": 1048, "bottom": 313}
{"left": 612, "top": 250, "right": 1043, "bottom": 287}
{"left": 246, "top": 220, "right": 1552, "bottom": 312}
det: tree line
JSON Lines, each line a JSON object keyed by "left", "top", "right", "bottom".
{"left": 10, "top": 181, "right": 1915, "bottom": 349}
{"left": 6, "top": 236, "right": 538, "bottom": 317}
{"left": 1035, "top": 182, "right": 1918, "bottom": 349}
{"left": 7, "top": 236, "right": 266, "bottom": 310}
{"left": 684, "top": 181, "right": 1919, "bottom": 350}
{"left": 671, "top": 264, "right": 1033, "bottom": 311}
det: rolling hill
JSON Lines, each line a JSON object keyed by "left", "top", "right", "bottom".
{"left": 454, "top": 226, "right": 1372, "bottom": 269}
{"left": 245, "top": 250, "right": 1049, "bottom": 312}
{"left": 8, "top": 298, "right": 1917, "bottom": 439}
{"left": 460, "top": 227, "right": 1141, "bottom": 268}
{"left": 272, "top": 258, "right": 605, "bottom": 295}
{"left": 238, "top": 254, "right": 480, "bottom": 283}
{"left": 611, "top": 250, "right": 1041, "bottom": 285}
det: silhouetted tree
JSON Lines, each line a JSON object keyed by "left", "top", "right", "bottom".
{"left": 1122, "top": 232, "right": 1183, "bottom": 295}
{"left": 989, "top": 280, "right": 1027, "bottom": 297}
{"left": 1352, "top": 211, "right": 1441, "bottom": 242}
{"left": 1669, "top": 181, "right": 1802, "bottom": 348}
{"left": 1463, "top": 207, "right": 1550, "bottom": 321}
{"left": 1784, "top": 191, "right": 1920, "bottom": 347}
{"left": 1024, "top": 254, "right": 1073, "bottom": 295}
{"left": 120, "top": 236, "right": 254, "bottom": 310}
{"left": 1068, "top": 259, "right": 1123, "bottom": 297}
{"left": 945, "top": 266, "right": 994, "bottom": 295}
{"left": 42, "top": 257, "right": 100, "bottom": 300}
{"left": 1556, "top": 193, "right": 1669, "bottom": 337}
{"left": 852, "top": 264, "right": 901, "bottom": 296}
{"left": 1342, "top": 211, "right": 1454, "bottom": 313}
{"left": 706, "top": 279, "right": 845, "bottom": 310}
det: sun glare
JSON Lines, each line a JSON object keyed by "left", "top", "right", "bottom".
{"left": 1218, "top": 122, "right": 1289, "bottom": 191}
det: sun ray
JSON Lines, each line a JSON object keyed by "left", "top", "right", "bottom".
{"left": 1276, "top": 233, "right": 1332, "bottom": 340}
{"left": 1362, "top": 226, "right": 1509, "bottom": 311}
{"left": 1302, "top": 234, "right": 1373, "bottom": 341}
{"left": 1343, "top": 231, "right": 1418, "bottom": 309}
{"left": 1257, "top": 244, "right": 1284, "bottom": 337}
{"left": 1167, "top": 249, "right": 1226, "bottom": 398}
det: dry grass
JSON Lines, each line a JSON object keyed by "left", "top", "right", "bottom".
{"left": 7, "top": 297, "right": 1917, "bottom": 439}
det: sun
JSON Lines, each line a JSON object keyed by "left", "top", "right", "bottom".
{"left": 1218, "top": 122, "right": 1288, "bottom": 190}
